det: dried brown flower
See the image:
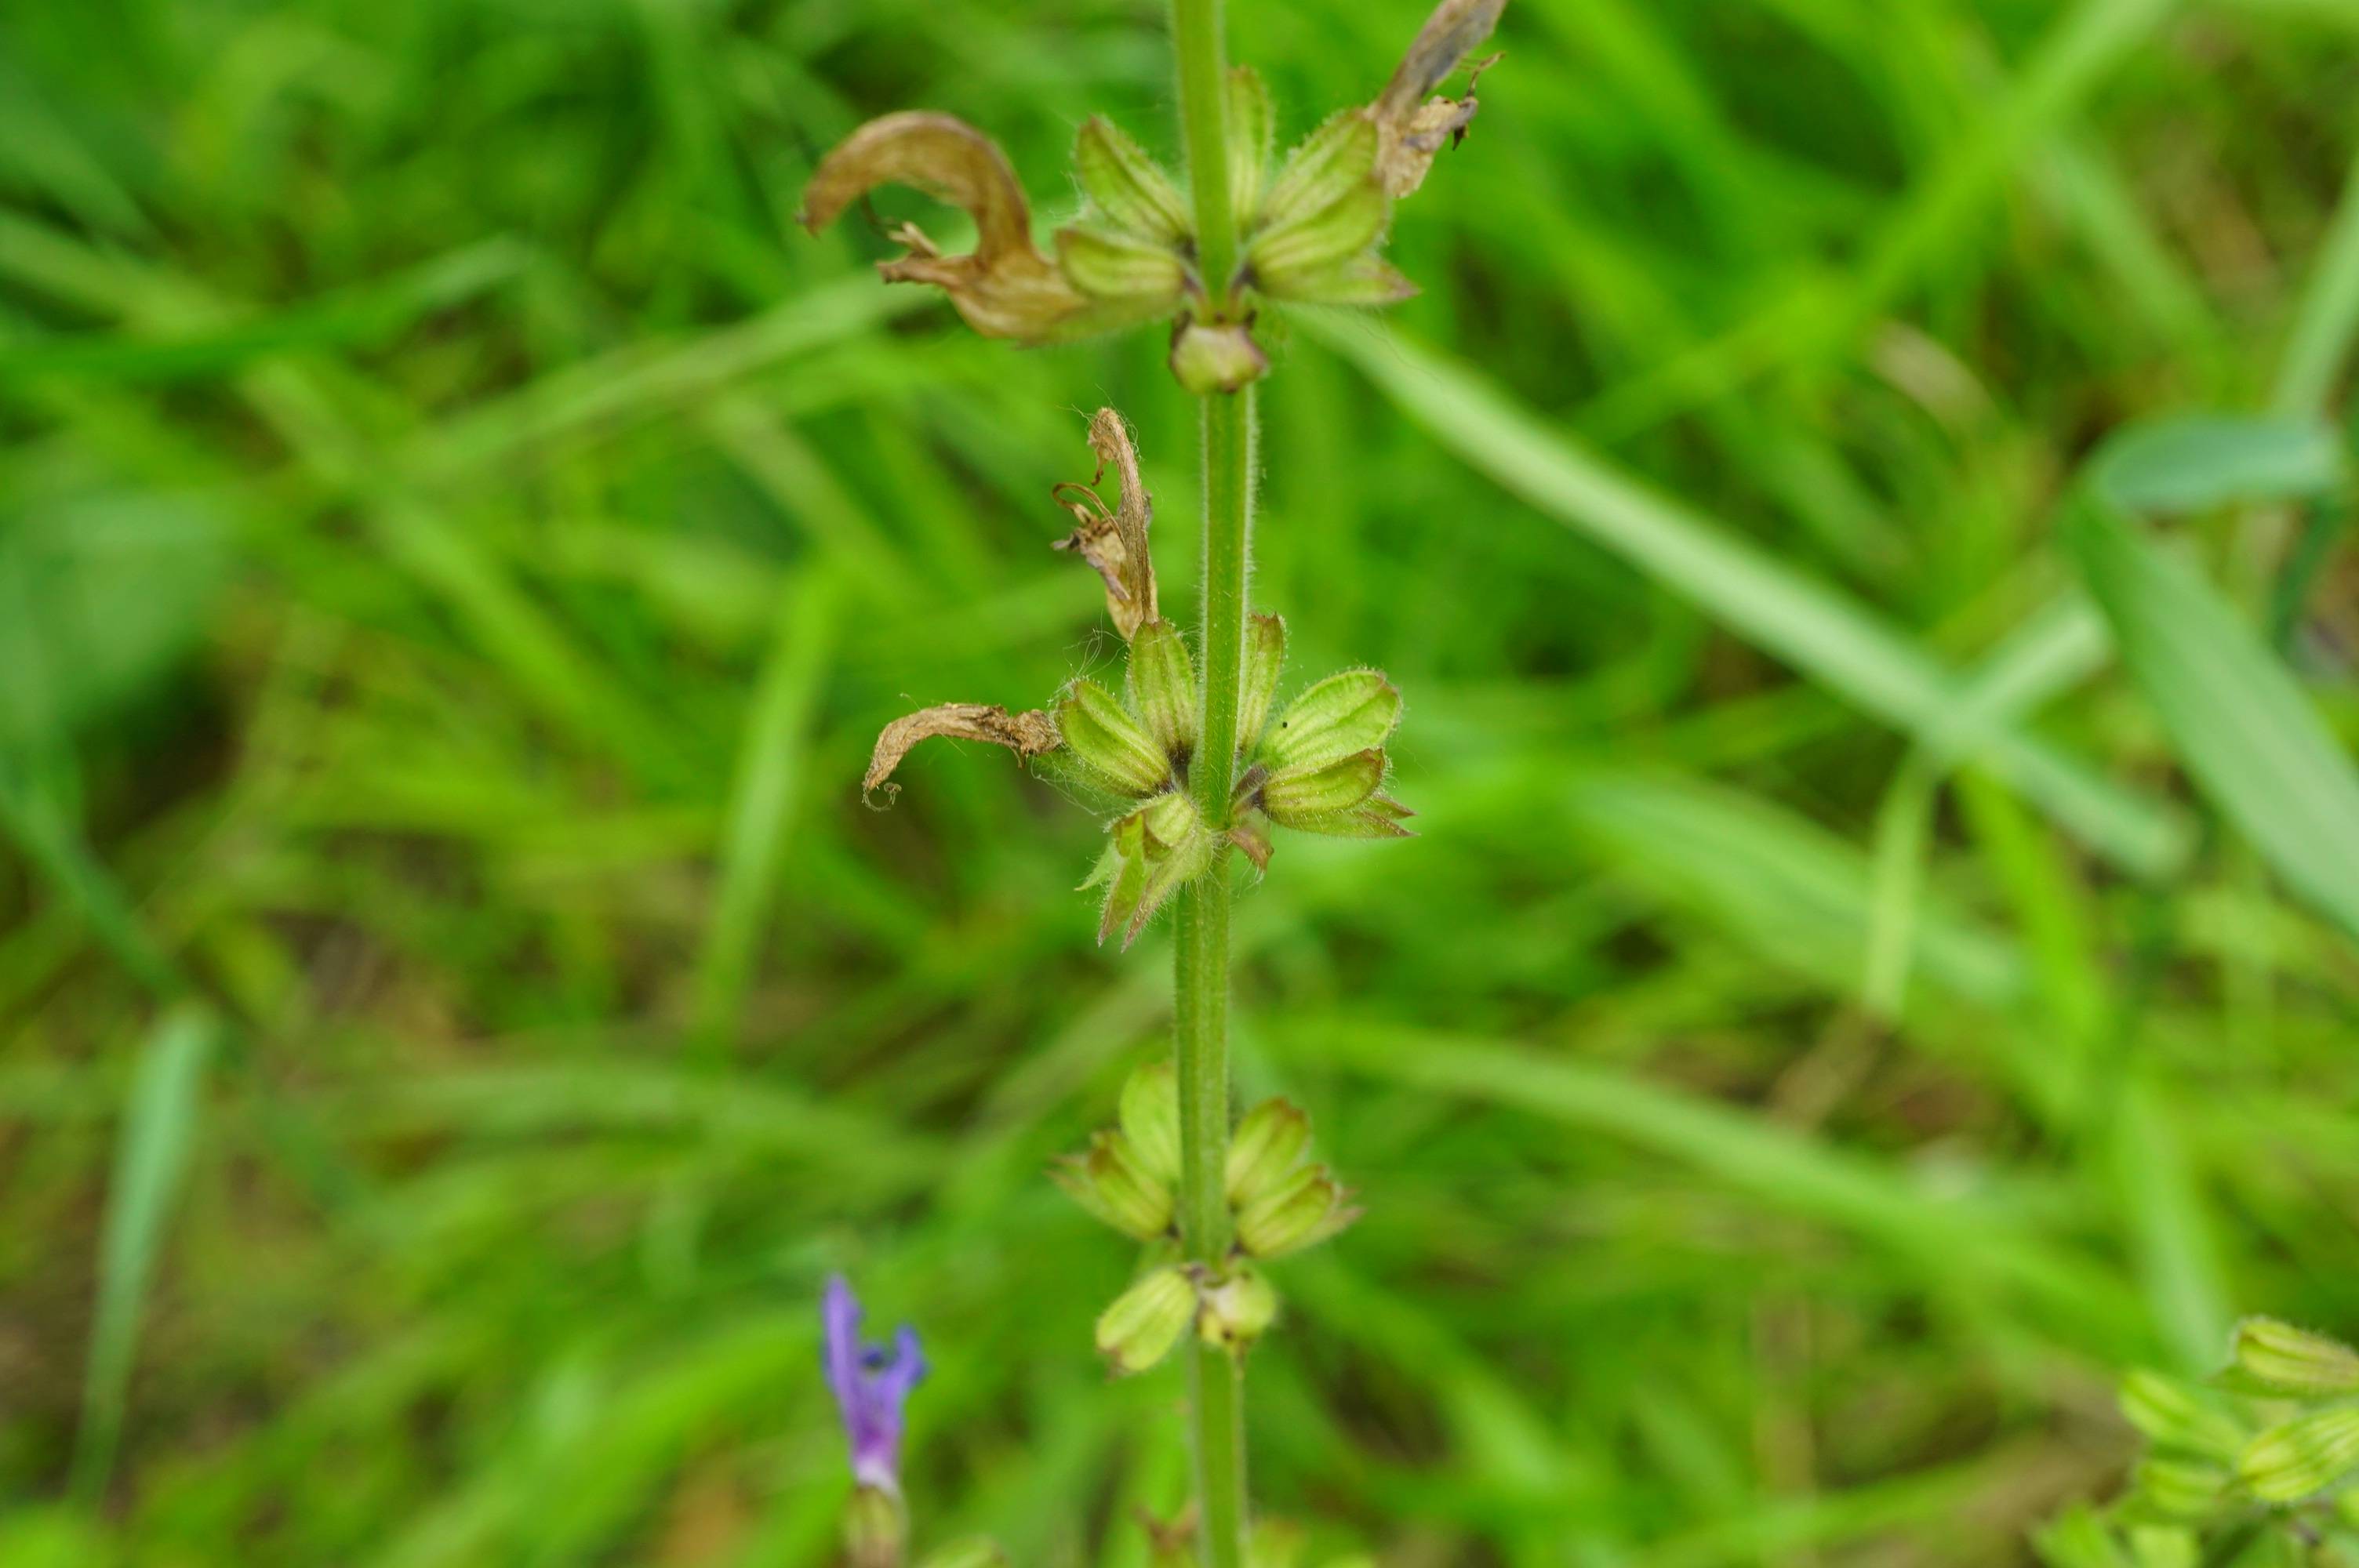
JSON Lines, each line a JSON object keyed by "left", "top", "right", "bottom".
{"left": 1052, "top": 408, "right": 1159, "bottom": 639}
{"left": 863, "top": 702, "right": 1060, "bottom": 804}
{"left": 801, "top": 112, "right": 1114, "bottom": 343}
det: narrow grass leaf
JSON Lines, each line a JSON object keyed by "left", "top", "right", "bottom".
{"left": 2065, "top": 498, "right": 2359, "bottom": 942}
{"left": 1314, "top": 318, "right": 2191, "bottom": 877}
{"left": 71, "top": 1005, "right": 217, "bottom": 1502}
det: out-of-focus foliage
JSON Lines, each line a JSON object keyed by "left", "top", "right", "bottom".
{"left": 2, "top": 0, "right": 2357, "bottom": 1564}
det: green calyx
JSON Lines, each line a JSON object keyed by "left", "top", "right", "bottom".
{"left": 1096, "top": 1265, "right": 1197, "bottom": 1377}
{"left": 800, "top": 1, "right": 1506, "bottom": 388}
{"left": 2228, "top": 1316, "right": 2359, "bottom": 1399}
{"left": 1227, "top": 635, "right": 1416, "bottom": 856}
{"left": 1226, "top": 1095, "right": 1358, "bottom": 1261}
{"left": 1065, "top": 1065, "right": 1314, "bottom": 1370}
{"left": 1050, "top": 1125, "right": 1174, "bottom": 1241}
{"left": 2041, "top": 1319, "right": 2359, "bottom": 1558}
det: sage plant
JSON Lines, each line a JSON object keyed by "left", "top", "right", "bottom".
{"left": 804, "top": 2, "right": 1507, "bottom": 1563}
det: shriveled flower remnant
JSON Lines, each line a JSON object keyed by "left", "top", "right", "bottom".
{"left": 799, "top": 0, "right": 1506, "bottom": 390}
{"left": 860, "top": 410, "right": 1410, "bottom": 948}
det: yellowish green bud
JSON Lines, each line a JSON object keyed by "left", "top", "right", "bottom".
{"left": 1096, "top": 1265, "right": 1197, "bottom": 1376}
{"left": 1051, "top": 1129, "right": 1172, "bottom": 1240}
{"left": 1140, "top": 789, "right": 1202, "bottom": 849}
{"left": 1095, "top": 794, "right": 1214, "bottom": 949}
{"left": 1226, "top": 1098, "right": 1311, "bottom": 1206}
{"left": 1236, "top": 614, "right": 1288, "bottom": 757}
{"left": 1057, "top": 677, "right": 1171, "bottom": 797}
{"left": 1128, "top": 620, "right": 1198, "bottom": 763}
{"left": 1277, "top": 793, "right": 1415, "bottom": 840}
{"left": 2129, "top": 1456, "right": 2228, "bottom": 1520}
{"left": 1235, "top": 1163, "right": 1358, "bottom": 1258}
{"left": 1119, "top": 1061, "right": 1181, "bottom": 1187}
{"left": 2034, "top": 1505, "right": 2128, "bottom": 1568}
{"left": 2229, "top": 1316, "right": 2359, "bottom": 1398}
{"left": 1129, "top": 822, "right": 1218, "bottom": 946}
{"left": 1259, "top": 114, "right": 1379, "bottom": 239}
{"left": 1197, "top": 1265, "right": 1280, "bottom": 1353}
{"left": 1226, "top": 68, "right": 1274, "bottom": 231}
{"left": 1093, "top": 811, "right": 1151, "bottom": 946}
{"left": 916, "top": 1541, "right": 1009, "bottom": 1568}
{"left": 1169, "top": 318, "right": 1270, "bottom": 395}
{"left": 1056, "top": 226, "right": 1193, "bottom": 305}
{"left": 2123, "top": 1526, "right": 2196, "bottom": 1568}
{"left": 1073, "top": 117, "right": 1191, "bottom": 245}
{"left": 1260, "top": 670, "right": 1402, "bottom": 773}
{"left": 1262, "top": 750, "right": 1387, "bottom": 826}
{"left": 2118, "top": 1370, "right": 2245, "bottom": 1463}
{"left": 2240, "top": 1405, "right": 2359, "bottom": 1502}
{"left": 1256, "top": 255, "right": 1419, "bottom": 308}
{"left": 1246, "top": 180, "right": 1388, "bottom": 289}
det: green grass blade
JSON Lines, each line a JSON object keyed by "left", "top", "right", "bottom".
{"left": 2065, "top": 496, "right": 2359, "bottom": 943}
{"left": 1287, "top": 1018, "right": 2141, "bottom": 1345}
{"left": 692, "top": 570, "right": 844, "bottom": 1058}
{"left": 2272, "top": 150, "right": 2359, "bottom": 416}
{"left": 1315, "top": 319, "right": 2191, "bottom": 877}
{"left": 2086, "top": 416, "right": 2346, "bottom": 515}
{"left": 69, "top": 1005, "right": 217, "bottom": 1504}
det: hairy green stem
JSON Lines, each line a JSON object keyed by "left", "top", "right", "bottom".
{"left": 1171, "top": 2, "right": 1252, "bottom": 1562}
{"left": 1171, "top": 0, "right": 1240, "bottom": 315}
{"left": 1173, "top": 366, "right": 1256, "bottom": 1568}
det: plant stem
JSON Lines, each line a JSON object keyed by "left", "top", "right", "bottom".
{"left": 1170, "top": 0, "right": 1240, "bottom": 315}
{"left": 1174, "top": 882, "right": 1247, "bottom": 1568}
{"left": 1170, "top": 5, "right": 1253, "bottom": 1563}
{"left": 1173, "top": 383, "right": 1255, "bottom": 1568}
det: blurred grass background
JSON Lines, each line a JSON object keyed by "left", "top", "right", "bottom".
{"left": 5, "top": 0, "right": 2359, "bottom": 1563}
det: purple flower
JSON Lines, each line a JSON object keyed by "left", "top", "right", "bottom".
{"left": 823, "top": 1275, "right": 927, "bottom": 1494}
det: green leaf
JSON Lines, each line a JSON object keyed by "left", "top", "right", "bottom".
{"left": 71, "top": 1006, "right": 216, "bottom": 1501}
{"left": 2065, "top": 499, "right": 2359, "bottom": 943}
{"left": 1311, "top": 318, "right": 2191, "bottom": 879}
{"left": 2086, "top": 415, "right": 2345, "bottom": 514}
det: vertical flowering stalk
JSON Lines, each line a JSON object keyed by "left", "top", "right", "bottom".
{"left": 804, "top": 2, "right": 1506, "bottom": 1562}
{"left": 1163, "top": 8, "right": 1255, "bottom": 1563}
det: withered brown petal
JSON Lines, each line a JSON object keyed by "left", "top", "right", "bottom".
{"left": 863, "top": 702, "right": 1060, "bottom": 804}
{"left": 800, "top": 111, "right": 1098, "bottom": 343}
{"left": 1052, "top": 408, "right": 1158, "bottom": 639}
{"left": 1368, "top": 0, "right": 1507, "bottom": 198}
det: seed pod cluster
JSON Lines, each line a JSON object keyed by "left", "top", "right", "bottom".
{"left": 799, "top": 0, "right": 1509, "bottom": 391}
{"left": 2038, "top": 1317, "right": 2359, "bottom": 1564}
